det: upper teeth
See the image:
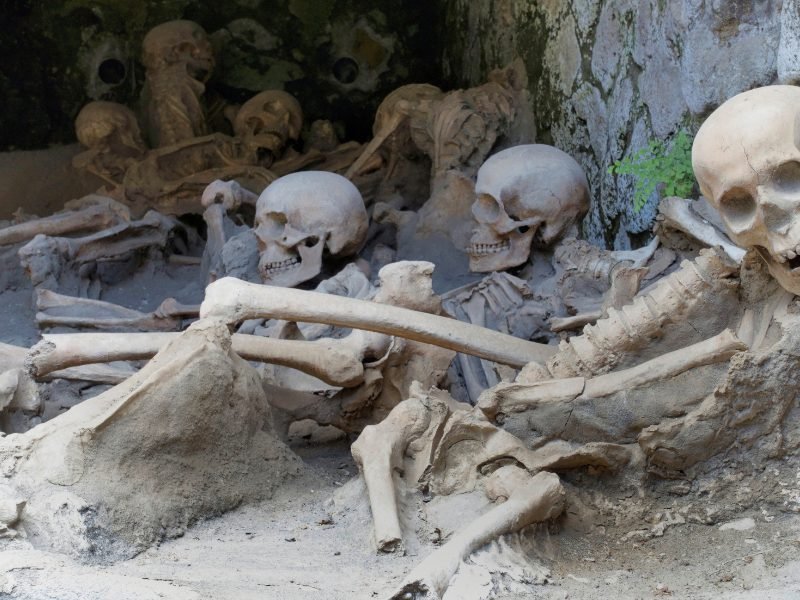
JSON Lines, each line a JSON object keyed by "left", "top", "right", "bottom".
{"left": 470, "top": 241, "right": 511, "bottom": 256}
{"left": 264, "top": 257, "right": 300, "bottom": 273}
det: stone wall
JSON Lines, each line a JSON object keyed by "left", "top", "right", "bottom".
{"left": 440, "top": 0, "right": 791, "bottom": 248}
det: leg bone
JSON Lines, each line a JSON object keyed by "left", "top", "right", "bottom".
{"left": 389, "top": 470, "right": 565, "bottom": 599}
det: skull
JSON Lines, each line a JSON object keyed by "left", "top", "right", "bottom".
{"left": 75, "top": 101, "right": 146, "bottom": 156}
{"left": 693, "top": 85, "right": 800, "bottom": 295}
{"left": 233, "top": 90, "right": 303, "bottom": 164}
{"left": 141, "top": 20, "right": 214, "bottom": 79}
{"left": 468, "top": 144, "right": 590, "bottom": 272}
{"left": 254, "top": 171, "right": 368, "bottom": 287}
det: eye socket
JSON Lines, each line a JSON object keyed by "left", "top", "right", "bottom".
{"left": 770, "top": 161, "right": 800, "bottom": 194}
{"left": 257, "top": 212, "right": 287, "bottom": 238}
{"left": 472, "top": 194, "right": 503, "bottom": 224}
{"left": 718, "top": 189, "right": 756, "bottom": 229}
{"left": 517, "top": 225, "right": 530, "bottom": 234}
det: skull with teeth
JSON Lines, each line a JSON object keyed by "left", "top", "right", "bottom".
{"left": 693, "top": 85, "right": 800, "bottom": 295}
{"left": 254, "top": 171, "right": 369, "bottom": 287}
{"left": 468, "top": 144, "right": 590, "bottom": 272}
{"left": 233, "top": 90, "right": 303, "bottom": 166}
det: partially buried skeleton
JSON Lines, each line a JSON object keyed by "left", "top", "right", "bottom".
{"left": 197, "top": 85, "right": 800, "bottom": 597}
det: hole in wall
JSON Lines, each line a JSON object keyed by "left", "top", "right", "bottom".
{"left": 332, "top": 57, "right": 359, "bottom": 84}
{"left": 98, "top": 58, "right": 126, "bottom": 85}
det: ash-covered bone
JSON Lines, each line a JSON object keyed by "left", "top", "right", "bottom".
{"left": 0, "top": 198, "right": 130, "bottom": 247}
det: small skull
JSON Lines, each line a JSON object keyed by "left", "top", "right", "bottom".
{"left": 234, "top": 90, "right": 303, "bottom": 164}
{"left": 693, "top": 85, "right": 800, "bottom": 295}
{"left": 141, "top": 20, "right": 214, "bottom": 79}
{"left": 74, "top": 101, "right": 146, "bottom": 184}
{"left": 468, "top": 144, "right": 590, "bottom": 272}
{"left": 255, "top": 171, "right": 368, "bottom": 287}
{"left": 75, "top": 101, "right": 146, "bottom": 156}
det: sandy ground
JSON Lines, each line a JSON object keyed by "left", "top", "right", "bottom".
{"left": 2, "top": 437, "right": 799, "bottom": 600}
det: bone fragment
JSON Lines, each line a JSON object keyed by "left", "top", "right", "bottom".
{"left": 200, "top": 277, "right": 555, "bottom": 367}
{"left": 550, "top": 311, "right": 602, "bottom": 333}
{"left": 658, "top": 196, "right": 745, "bottom": 262}
{"left": 0, "top": 201, "right": 129, "bottom": 247}
{"left": 201, "top": 179, "right": 259, "bottom": 211}
{"left": 389, "top": 470, "right": 564, "bottom": 599}
{"left": 479, "top": 329, "right": 746, "bottom": 419}
{"left": 35, "top": 290, "right": 189, "bottom": 332}
{"left": 27, "top": 331, "right": 364, "bottom": 387}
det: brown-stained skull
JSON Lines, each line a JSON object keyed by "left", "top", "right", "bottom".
{"left": 233, "top": 90, "right": 303, "bottom": 165}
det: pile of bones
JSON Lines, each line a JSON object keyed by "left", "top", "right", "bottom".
{"left": 1, "top": 19, "right": 800, "bottom": 600}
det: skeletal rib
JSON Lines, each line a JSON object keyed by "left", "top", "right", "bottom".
{"left": 27, "top": 330, "right": 364, "bottom": 387}
{"left": 200, "top": 277, "right": 556, "bottom": 367}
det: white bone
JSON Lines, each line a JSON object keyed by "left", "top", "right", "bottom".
{"left": 200, "top": 277, "right": 556, "bottom": 367}
{"left": 0, "top": 201, "right": 129, "bottom": 247}
{"left": 27, "top": 330, "right": 364, "bottom": 388}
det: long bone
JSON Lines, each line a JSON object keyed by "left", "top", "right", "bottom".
{"left": 547, "top": 249, "right": 740, "bottom": 378}
{"left": 35, "top": 290, "right": 197, "bottom": 332}
{"left": 389, "top": 469, "right": 565, "bottom": 599}
{"left": 0, "top": 201, "right": 130, "bottom": 247}
{"left": 19, "top": 210, "right": 176, "bottom": 268}
{"left": 478, "top": 328, "right": 746, "bottom": 419}
{"left": 27, "top": 331, "right": 365, "bottom": 387}
{"left": 200, "top": 277, "right": 556, "bottom": 367}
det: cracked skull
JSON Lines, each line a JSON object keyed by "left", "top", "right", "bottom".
{"left": 693, "top": 85, "right": 800, "bottom": 295}
{"left": 254, "top": 171, "right": 368, "bottom": 287}
{"left": 469, "top": 144, "right": 590, "bottom": 272}
{"left": 234, "top": 90, "right": 303, "bottom": 165}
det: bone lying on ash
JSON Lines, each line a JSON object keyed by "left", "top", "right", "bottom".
{"left": 0, "top": 196, "right": 130, "bottom": 247}
{"left": 18, "top": 210, "right": 179, "bottom": 294}
{"left": 478, "top": 329, "right": 746, "bottom": 420}
{"left": 200, "top": 277, "right": 556, "bottom": 367}
{"left": 27, "top": 330, "right": 364, "bottom": 387}
{"left": 35, "top": 289, "right": 198, "bottom": 331}
{"left": 389, "top": 469, "right": 564, "bottom": 600}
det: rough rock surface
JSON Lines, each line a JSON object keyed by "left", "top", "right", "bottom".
{"left": 441, "top": 0, "right": 788, "bottom": 249}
